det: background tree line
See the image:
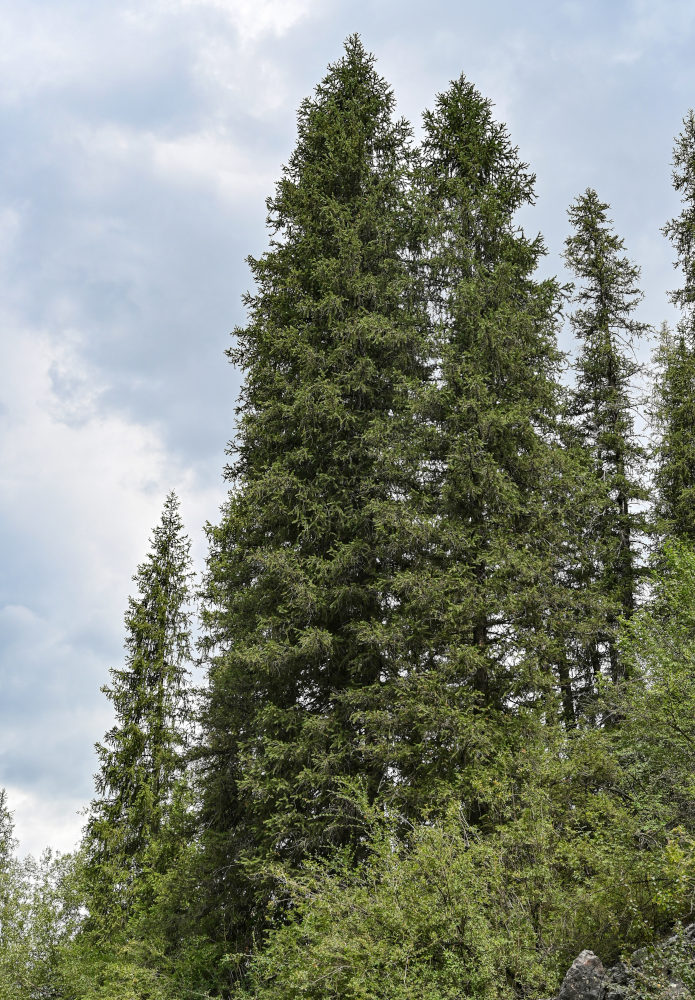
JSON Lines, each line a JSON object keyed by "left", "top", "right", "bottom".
{"left": 3, "top": 34, "right": 695, "bottom": 999}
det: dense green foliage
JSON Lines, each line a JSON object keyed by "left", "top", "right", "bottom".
{"left": 564, "top": 188, "right": 647, "bottom": 686}
{"left": 199, "top": 36, "right": 430, "bottom": 961}
{"left": 653, "top": 113, "right": 695, "bottom": 544}
{"left": 83, "top": 491, "right": 193, "bottom": 931}
{"left": 4, "top": 36, "right": 695, "bottom": 1000}
{"left": 375, "top": 72, "right": 567, "bottom": 813}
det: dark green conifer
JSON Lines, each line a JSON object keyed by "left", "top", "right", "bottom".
{"left": 199, "top": 35, "right": 427, "bottom": 953}
{"left": 83, "top": 492, "right": 193, "bottom": 930}
{"left": 563, "top": 189, "right": 647, "bottom": 685}
{"left": 654, "top": 112, "right": 695, "bottom": 544}
{"left": 361, "top": 76, "right": 570, "bottom": 812}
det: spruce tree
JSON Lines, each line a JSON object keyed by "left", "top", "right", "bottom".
{"left": 83, "top": 492, "right": 193, "bottom": 931}
{"left": 654, "top": 111, "right": 695, "bottom": 544}
{"left": 199, "top": 36, "right": 427, "bottom": 952}
{"left": 563, "top": 189, "right": 647, "bottom": 685}
{"left": 365, "top": 75, "right": 570, "bottom": 805}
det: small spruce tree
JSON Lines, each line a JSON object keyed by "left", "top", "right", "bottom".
{"left": 563, "top": 188, "right": 648, "bottom": 685}
{"left": 83, "top": 492, "right": 194, "bottom": 932}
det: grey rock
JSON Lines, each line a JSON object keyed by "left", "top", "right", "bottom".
{"left": 558, "top": 950, "right": 606, "bottom": 1000}
{"left": 630, "top": 947, "right": 649, "bottom": 969}
{"left": 553, "top": 924, "right": 695, "bottom": 1000}
{"left": 604, "top": 960, "right": 630, "bottom": 1000}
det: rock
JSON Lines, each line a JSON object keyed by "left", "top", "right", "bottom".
{"left": 630, "top": 946, "right": 649, "bottom": 969}
{"left": 603, "top": 960, "right": 629, "bottom": 1000}
{"left": 557, "top": 949, "right": 606, "bottom": 1000}
{"left": 553, "top": 924, "right": 695, "bottom": 1000}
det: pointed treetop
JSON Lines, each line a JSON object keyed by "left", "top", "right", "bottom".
{"left": 422, "top": 73, "right": 535, "bottom": 211}
{"left": 565, "top": 188, "right": 646, "bottom": 334}
{"left": 663, "top": 110, "right": 695, "bottom": 329}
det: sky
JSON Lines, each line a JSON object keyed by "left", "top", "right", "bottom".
{"left": 0, "top": 0, "right": 693, "bottom": 857}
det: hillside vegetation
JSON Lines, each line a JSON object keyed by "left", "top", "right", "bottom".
{"left": 3, "top": 36, "right": 695, "bottom": 1000}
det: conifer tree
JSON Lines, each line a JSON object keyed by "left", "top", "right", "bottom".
{"left": 654, "top": 112, "right": 695, "bottom": 544}
{"left": 199, "top": 36, "right": 428, "bottom": 952}
{"left": 83, "top": 492, "right": 193, "bottom": 930}
{"left": 364, "top": 75, "right": 571, "bottom": 804}
{"left": 563, "top": 189, "right": 647, "bottom": 685}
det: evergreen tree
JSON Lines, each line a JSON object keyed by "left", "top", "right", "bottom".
{"left": 361, "top": 74, "right": 571, "bottom": 807}
{"left": 83, "top": 492, "right": 194, "bottom": 932}
{"left": 199, "top": 35, "right": 428, "bottom": 957}
{"left": 654, "top": 111, "right": 695, "bottom": 544}
{"left": 563, "top": 189, "right": 647, "bottom": 685}
{"left": 652, "top": 323, "right": 695, "bottom": 543}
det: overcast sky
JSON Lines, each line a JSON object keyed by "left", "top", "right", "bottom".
{"left": 0, "top": 0, "right": 692, "bottom": 856}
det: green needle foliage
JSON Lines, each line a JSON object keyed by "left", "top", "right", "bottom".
{"left": 564, "top": 189, "right": 648, "bottom": 685}
{"left": 652, "top": 323, "right": 695, "bottom": 544}
{"left": 664, "top": 111, "right": 695, "bottom": 325}
{"left": 199, "top": 34, "right": 428, "bottom": 957}
{"left": 654, "top": 111, "right": 695, "bottom": 544}
{"left": 618, "top": 541, "right": 695, "bottom": 818}
{"left": 362, "top": 74, "right": 569, "bottom": 816}
{"left": 10, "top": 37, "right": 695, "bottom": 1000}
{"left": 82, "top": 492, "right": 194, "bottom": 935}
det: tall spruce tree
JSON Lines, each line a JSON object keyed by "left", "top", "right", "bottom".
{"left": 83, "top": 492, "right": 193, "bottom": 931}
{"left": 654, "top": 112, "right": 695, "bottom": 544}
{"left": 199, "top": 36, "right": 428, "bottom": 954}
{"left": 563, "top": 189, "right": 647, "bottom": 686}
{"left": 352, "top": 76, "right": 577, "bottom": 814}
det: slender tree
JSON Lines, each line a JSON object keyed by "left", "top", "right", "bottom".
{"left": 654, "top": 112, "right": 695, "bottom": 545}
{"left": 423, "top": 74, "right": 566, "bottom": 688}
{"left": 367, "top": 74, "right": 571, "bottom": 804}
{"left": 563, "top": 189, "right": 647, "bottom": 686}
{"left": 199, "top": 35, "right": 428, "bottom": 956}
{"left": 83, "top": 492, "right": 194, "bottom": 931}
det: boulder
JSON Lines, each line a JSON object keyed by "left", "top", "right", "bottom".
{"left": 557, "top": 950, "right": 605, "bottom": 1000}
{"left": 551, "top": 925, "right": 695, "bottom": 1000}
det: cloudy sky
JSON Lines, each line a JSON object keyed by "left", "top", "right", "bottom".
{"left": 0, "top": 0, "right": 692, "bottom": 856}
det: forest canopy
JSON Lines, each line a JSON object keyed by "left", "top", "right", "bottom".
{"left": 3, "top": 35, "right": 695, "bottom": 1000}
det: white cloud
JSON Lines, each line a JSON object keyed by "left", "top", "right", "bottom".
{"left": 0, "top": 314, "right": 222, "bottom": 602}
{"left": 627, "top": 0, "right": 695, "bottom": 49}
{"left": 73, "top": 121, "right": 274, "bottom": 205}
{"left": 167, "top": 0, "right": 316, "bottom": 43}
{"left": 3, "top": 784, "right": 85, "bottom": 859}
{"left": 0, "top": 0, "right": 320, "bottom": 113}
{"left": 0, "top": 315, "right": 223, "bottom": 855}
